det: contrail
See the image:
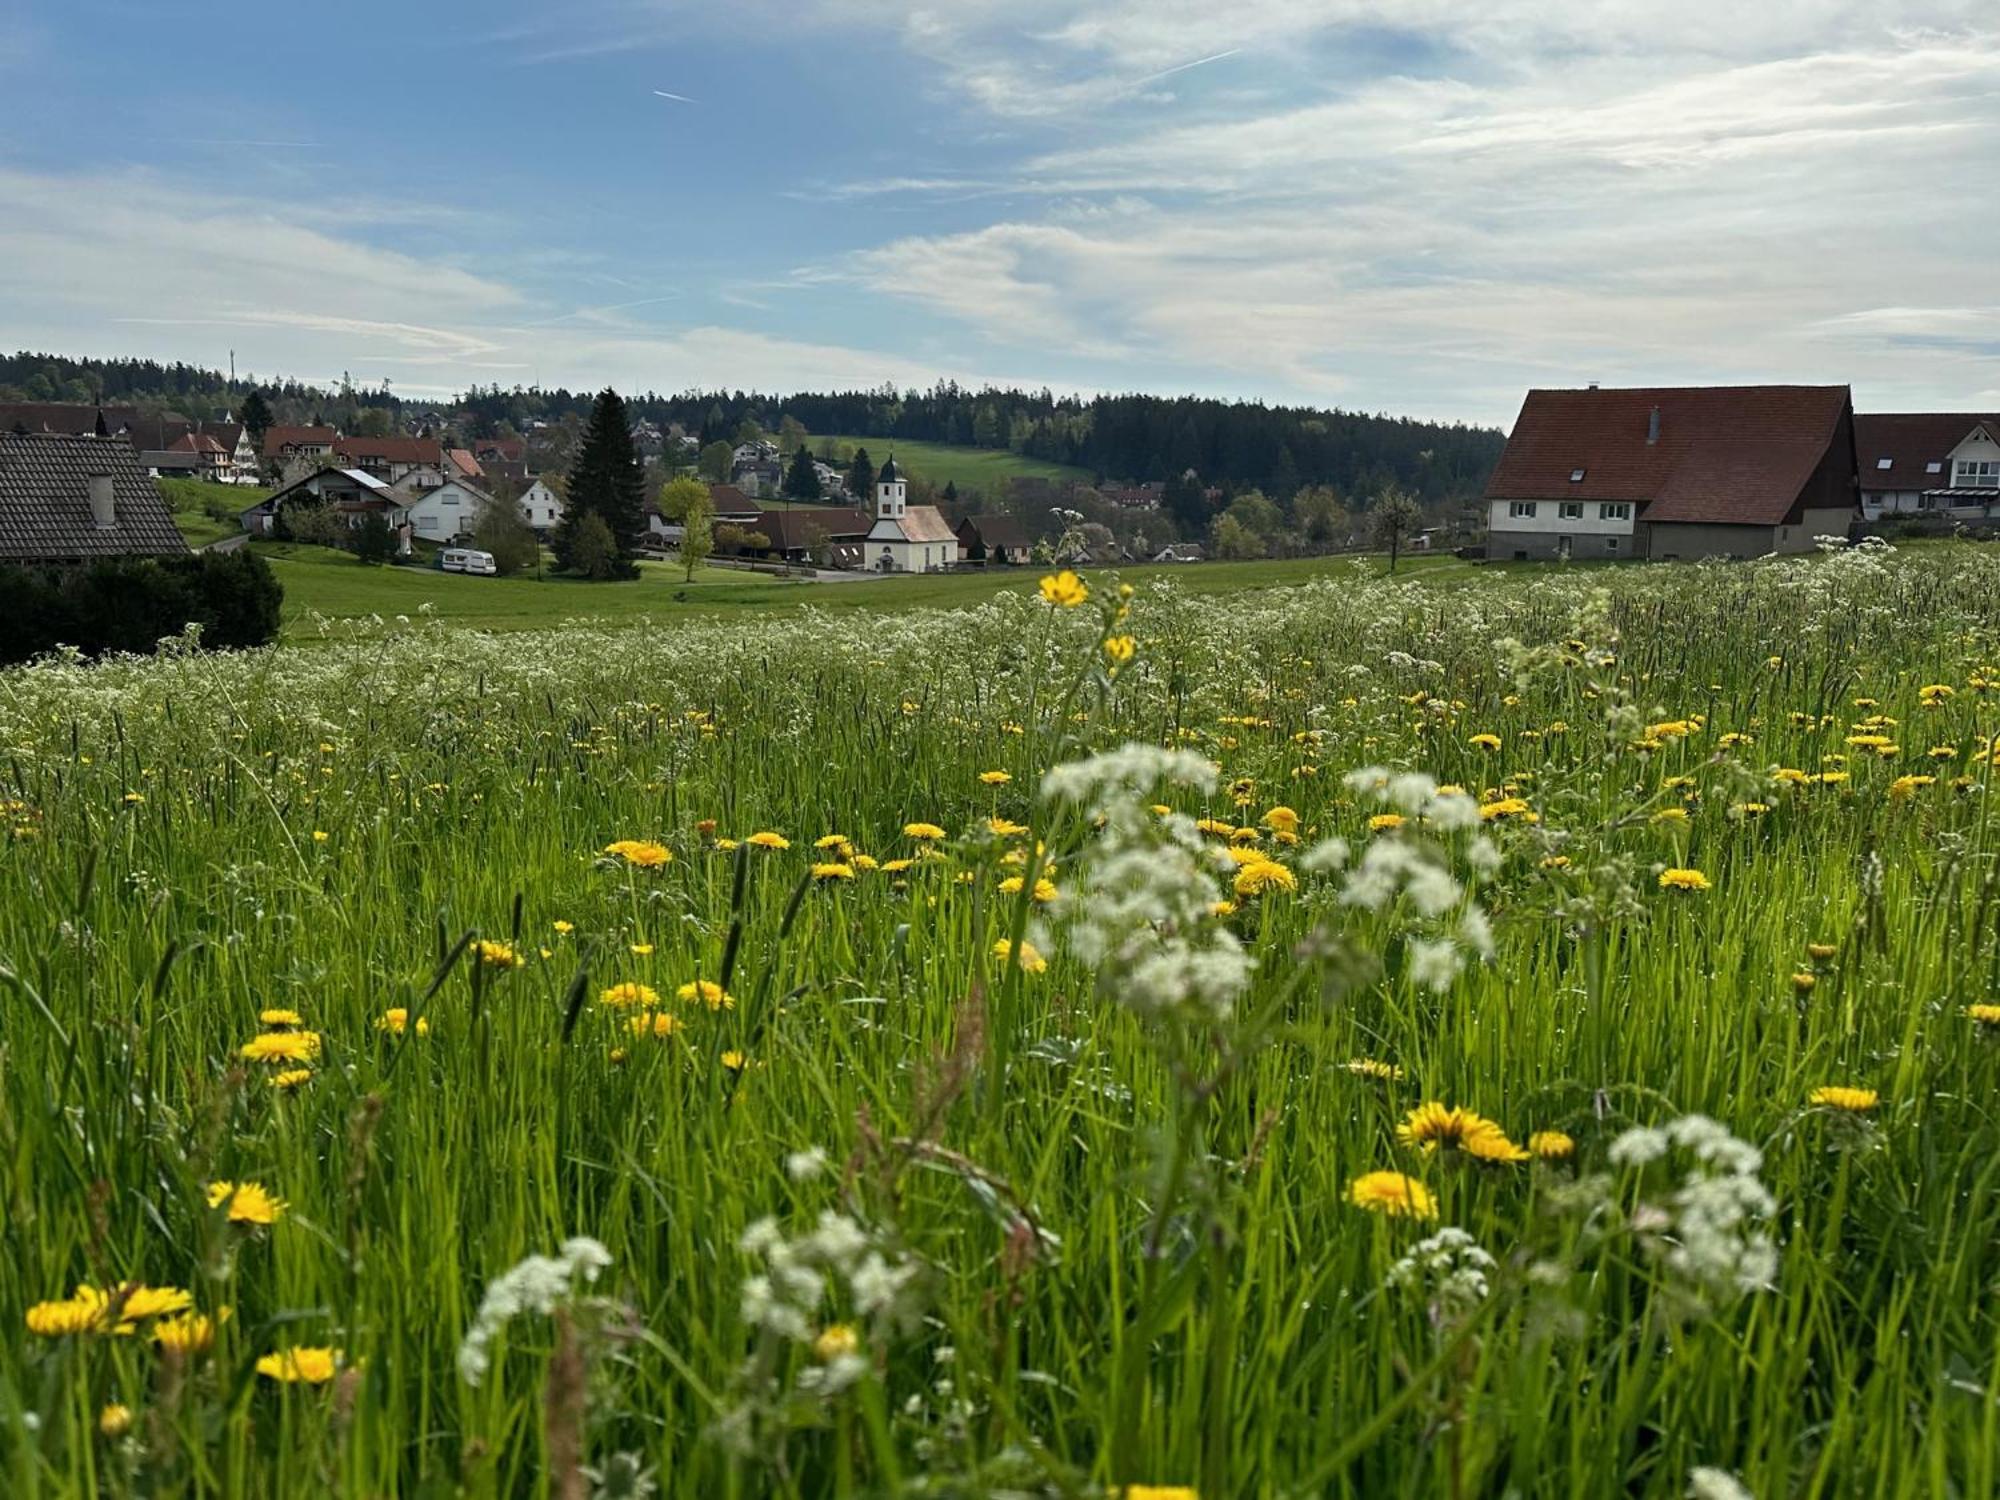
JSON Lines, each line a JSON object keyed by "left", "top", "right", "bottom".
{"left": 652, "top": 89, "right": 698, "bottom": 103}
{"left": 1131, "top": 48, "right": 1241, "bottom": 87}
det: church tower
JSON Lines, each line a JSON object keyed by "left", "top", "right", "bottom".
{"left": 875, "top": 455, "right": 906, "bottom": 519}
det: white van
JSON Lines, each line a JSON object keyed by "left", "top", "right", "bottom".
{"left": 438, "top": 548, "right": 498, "bottom": 576}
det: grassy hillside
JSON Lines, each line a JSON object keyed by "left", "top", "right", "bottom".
{"left": 821, "top": 436, "right": 1091, "bottom": 495}
{"left": 260, "top": 542, "right": 1510, "bottom": 640}
{"left": 156, "top": 476, "right": 267, "bottom": 548}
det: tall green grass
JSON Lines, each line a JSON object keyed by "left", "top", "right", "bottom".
{"left": 0, "top": 544, "right": 1996, "bottom": 1497}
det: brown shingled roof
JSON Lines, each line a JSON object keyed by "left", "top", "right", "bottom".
{"left": 263, "top": 425, "right": 340, "bottom": 456}
{"left": 0, "top": 433, "right": 188, "bottom": 562}
{"left": 1485, "top": 385, "right": 1852, "bottom": 526}
{"left": 1854, "top": 414, "right": 2000, "bottom": 490}
{"left": 755, "top": 506, "right": 870, "bottom": 550}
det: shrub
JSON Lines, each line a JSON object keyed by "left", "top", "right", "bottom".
{"left": 0, "top": 550, "right": 283, "bottom": 664}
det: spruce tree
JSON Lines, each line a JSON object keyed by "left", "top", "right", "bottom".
{"left": 553, "top": 389, "right": 645, "bottom": 579}
{"left": 845, "top": 446, "right": 875, "bottom": 501}
{"left": 783, "top": 445, "right": 822, "bottom": 500}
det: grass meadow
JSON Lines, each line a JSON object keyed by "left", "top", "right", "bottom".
{"left": 3, "top": 542, "right": 1999, "bottom": 1498}
{"left": 819, "top": 437, "right": 1092, "bottom": 494}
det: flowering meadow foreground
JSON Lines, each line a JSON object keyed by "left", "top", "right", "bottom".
{"left": 4, "top": 544, "right": 2000, "bottom": 1499}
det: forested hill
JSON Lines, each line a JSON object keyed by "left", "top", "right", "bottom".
{"left": 468, "top": 385, "right": 1506, "bottom": 504}
{"left": 2, "top": 351, "right": 1505, "bottom": 501}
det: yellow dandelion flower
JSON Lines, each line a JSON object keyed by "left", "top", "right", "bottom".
{"left": 998, "top": 875, "right": 1058, "bottom": 903}
{"left": 255, "top": 1346, "right": 343, "bottom": 1384}
{"left": 811, "top": 862, "right": 855, "bottom": 882}
{"left": 628, "top": 1011, "right": 680, "bottom": 1038}
{"left": 1343, "top": 1057, "right": 1404, "bottom": 1082}
{"left": 979, "top": 770, "right": 1012, "bottom": 786}
{"left": 987, "top": 816, "right": 1028, "bottom": 836}
{"left": 676, "top": 979, "right": 735, "bottom": 1010}
{"left": 992, "top": 938, "right": 1048, "bottom": 974}
{"left": 1529, "top": 1130, "right": 1575, "bottom": 1161}
{"left": 376, "top": 1007, "right": 430, "bottom": 1036}
{"left": 270, "top": 1068, "right": 312, "bottom": 1092}
{"left": 1963, "top": 1003, "right": 2000, "bottom": 1027}
{"left": 903, "top": 822, "right": 947, "bottom": 841}
{"left": 240, "top": 1031, "right": 321, "bottom": 1065}
{"left": 98, "top": 1403, "right": 133, "bottom": 1438}
{"left": 1346, "top": 1171, "right": 1438, "bottom": 1219}
{"left": 1806, "top": 942, "right": 1836, "bottom": 960}
{"left": 598, "top": 982, "right": 659, "bottom": 1010}
{"left": 153, "top": 1310, "right": 225, "bottom": 1355}
{"left": 1232, "top": 861, "right": 1296, "bottom": 897}
{"left": 259, "top": 1008, "right": 303, "bottom": 1028}
{"left": 604, "top": 839, "right": 672, "bottom": 869}
{"left": 745, "top": 830, "right": 790, "bottom": 850}
{"left": 1468, "top": 733, "right": 1502, "bottom": 751}
{"left": 553, "top": 919, "right": 574, "bottom": 934}
{"left": 206, "top": 1181, "right": 285, "bottom": 1226}
{"left": 1658, "top": 867, "right": 1711, "bottom": 892}
{"left": 1038, "top": 570, "right": 1088, "bottom": 608}
{"left": 812, "top": 1323, "right": 860, "bottom": 1362}
{"left": 1810, "top": 1086, "right": 1878, "bottom": 1113}
{"left": 1790, "top": 971, "right": 1817, "bottom": 993}
{"left": 474, "top": 940, "right": 520, "bottom": 969}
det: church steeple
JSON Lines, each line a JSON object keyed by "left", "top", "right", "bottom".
{"left": 875, "top": 454, "right": 906, "bottom": 519}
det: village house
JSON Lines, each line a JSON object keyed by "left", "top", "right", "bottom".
{"left": 1853, "top": 414, "right": 2000, "bottom": 519}
{"left": 518, "top": 477, "right": 563, "bottom": 533}
{"left": 643, "top": 483, "right": 762, "bottom": 546}
{"left": 240, "top": 467, "right": 404, "bottom": 536}
{"left": 333, "top": 435, "right": 447, "bottom": 488}
{"left": 262, "top": 424, "right": 340, "bottom": 468}
{"left": 397, "top": 477, "right": 497, "bottom": 545}
{"left": 1483, "top": 385, "right": 1860, "bottom": 561}
{"left": 954, "top": 513, "right": 1034, "bottom": 565}
{"left": 0, "top": 432, "right": 188, "bottom": 565}
{"left": 864, "top": 457, "right": 961, "bottom": 572}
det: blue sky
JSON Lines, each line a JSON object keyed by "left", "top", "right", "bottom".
{"left": 1, "top": 0, "right": 1995, "bottom": 424}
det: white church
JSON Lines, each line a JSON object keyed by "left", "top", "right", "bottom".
{"left": 864, "top": 456, "right": 961, "bottom": 573}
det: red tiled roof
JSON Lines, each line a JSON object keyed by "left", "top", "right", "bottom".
{"left": 1853, "top": 414, "right": 2000, "bottom": 491}
{"left": 335, "top": 436, "right": 442, "bottom": 466}
{"left": 1485, "top": 385, "right": 1852, "bottom": 526}
{"left": 446, "top": 447, "right": 482, "bottom": 478}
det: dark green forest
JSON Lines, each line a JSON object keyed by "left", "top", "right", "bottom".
{"left": 1, "top": 351, "right": 1503, "bottom": 502}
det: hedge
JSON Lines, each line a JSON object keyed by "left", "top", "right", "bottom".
{"left": 0, "top": 549, "right": 284, "bottom": 665}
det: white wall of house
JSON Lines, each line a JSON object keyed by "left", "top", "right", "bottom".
{"left": 1485, "top": 498, "right": 1638, "bottom": 537}
{"left": 401, "top": 480, "right": 488, "bottom": 542}
{"left": 519, "top": 479, "right": 563, "bottom": 530}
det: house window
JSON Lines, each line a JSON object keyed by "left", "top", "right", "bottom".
{"left": 1605, "top": 538, "right": 1619, "bottom": 552}
{"left": 1926, "top": 461, "right": 1943, "bottom": 474}
{"left": 1508, "top": 501, "right": 1537, "bottom": 519}
{"left": 1955, "top": 460, "right": 2000, "bottom": 488}
{"left": 1598, "top": 502, "right": 1631, "bottom": 521}
{"left": 1559, "top": 501, "right": 1583, "bottom": 519}
{"left": 1569, "top": 468, "right": 1586, "bottom": 482}
{"left": 1875, "top": 457, "right": 1893, "bottom": 470}
{"left": 442, "top": 495, "right": 457, "bottom": 505}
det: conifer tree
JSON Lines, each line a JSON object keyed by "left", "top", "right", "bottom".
{"left": 553, "top": 389, "right": 644, "bottom": 579}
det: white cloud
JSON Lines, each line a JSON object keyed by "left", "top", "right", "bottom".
{"left": 816, "top": 16, "right": 2000, "bottom": 419}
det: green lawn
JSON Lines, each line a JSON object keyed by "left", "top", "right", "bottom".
{"left": 262, "top": 543, "right": 1485, "bottom": 640}
{"left": 157, "top": 477, "right": 267, "bottom": 550}
{"left": 820, "top": 435, "right": 1092, "bottom": 494}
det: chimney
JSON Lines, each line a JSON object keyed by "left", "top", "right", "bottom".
{"left": 87, "top": 471, "right": 117, "bottom": 529}
{"left": 1587, "top": 381, "right": 1599, "bottom": 390}
{"left": 1647, "top": 406, "right": 1661, "bottom": 445}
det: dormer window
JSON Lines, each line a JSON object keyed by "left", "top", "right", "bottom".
{"left": 1569, "top": 468, "right": 1586, "bottom": 483}
{"left": 1875, "top": 458, "right": 1893, "bottom": 470}
{"left": 1926, "top": 461, "right": 1943, "bottom": 474}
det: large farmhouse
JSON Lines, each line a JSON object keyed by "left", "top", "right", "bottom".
{"left": 1484, "top": 386, "right": 1860, "bottom": 561}
{"left": 1853, "top": 414, "right": 2000, "bottom": 519}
